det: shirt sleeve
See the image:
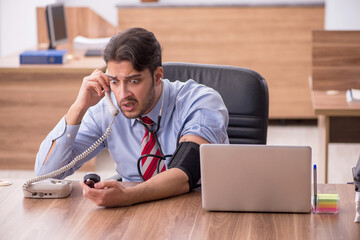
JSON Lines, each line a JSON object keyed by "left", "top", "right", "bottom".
{"left": 35, "top": 110, "right": 106, "bottom": 179}
{"left": 177, "top": 81, "right": 229, "bottom": 144}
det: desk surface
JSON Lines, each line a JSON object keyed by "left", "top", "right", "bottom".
{"left": 312, "top": 90, "right": 360, "bottom": 116}
{"left": 0, "top": 181, "right": 359, "bottom": 240}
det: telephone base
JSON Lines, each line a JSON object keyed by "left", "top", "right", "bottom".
{"left": 23, "top": 179, "right": 72, "bottom": 198}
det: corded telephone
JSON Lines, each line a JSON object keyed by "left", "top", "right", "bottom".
{"left": 22, "top": 91, "right": 119, "bottom": 198}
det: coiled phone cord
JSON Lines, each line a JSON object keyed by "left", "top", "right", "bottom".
{"left": 23, "top": 116, "right": 116, "bottom": 189}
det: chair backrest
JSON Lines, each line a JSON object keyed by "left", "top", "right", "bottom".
{"left": 163, "top": 62, "right": 269, "bottom": 144}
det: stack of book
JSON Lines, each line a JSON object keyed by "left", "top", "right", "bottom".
{"left": 346, "top": 88, "right": 360, "bottom": 103}
{"left": 20, "top": 49, "right": 67, "bottom": 64}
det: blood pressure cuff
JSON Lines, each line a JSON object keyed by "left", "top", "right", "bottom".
{"left": 168, "top": 141, "right": 200, "bottom": 191}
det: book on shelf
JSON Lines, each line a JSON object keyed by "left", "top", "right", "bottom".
{"left": 346, "top": 88, "right": 360, "bottom": 103}
{"left": 20, "top": 49, "right": 67, "bottom": 64}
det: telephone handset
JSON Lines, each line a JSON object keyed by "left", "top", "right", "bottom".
{"left": 22, "top": 90, "right": 118, "bottom": 198}
{"left": 105, "top": 91, "right": 119, "bottom": 116}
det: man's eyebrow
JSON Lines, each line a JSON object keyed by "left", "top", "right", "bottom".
{"left": 106, "top": 74, "right": 118, "bottom": 80}
{"left": 124, "top": 74, "right": 141, "bottom": 79}
{"left": 106, "top": 73, "right": 141, "bottom": 80}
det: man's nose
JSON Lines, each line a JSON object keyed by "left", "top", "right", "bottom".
{"left": 118, "top": 83, "right": 131, "bottom": 99}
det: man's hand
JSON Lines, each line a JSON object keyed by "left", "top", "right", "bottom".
{"left": 66, "top": 69, "right": 111, "bottom": 125}
{"left": 79, "top": 180, "right": 132, "bottom": 207}
{"left": 79, "top": 168, "right": 189, "bottom": 208}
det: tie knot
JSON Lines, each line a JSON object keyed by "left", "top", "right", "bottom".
{"left": 138, "top": 116, "right": 154, "bottom": 127}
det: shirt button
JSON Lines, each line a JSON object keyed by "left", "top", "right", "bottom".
{"left": 66, "top": 133, "right": 71, "bottom": 138}
{"left": 58, "top": 131, "right": 62, "bottom": 136}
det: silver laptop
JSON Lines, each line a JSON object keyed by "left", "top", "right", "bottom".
{"left": 200, "top": 144, "right": 311, "bottom": 213}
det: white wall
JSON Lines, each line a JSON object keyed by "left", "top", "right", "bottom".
{"left": 325, "top": 0, "right": 360, "bottom": 30}
{"left": 0, "top": 0, "right": 56, "bottom": 57}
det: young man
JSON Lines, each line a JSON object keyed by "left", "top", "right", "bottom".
{"left": 35, "top": 27, "right": 229, "bottom": 207}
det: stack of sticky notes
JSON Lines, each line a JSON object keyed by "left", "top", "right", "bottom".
{"left": 314, "top": 193, "right": 339, "bottom": 214}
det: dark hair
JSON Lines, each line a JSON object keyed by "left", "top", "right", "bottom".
{"left": 103, "top": 27, "right": 162, "bottom": 75}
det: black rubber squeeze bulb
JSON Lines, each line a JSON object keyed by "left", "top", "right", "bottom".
{"left": 83, "top": 173, "right": 101, "bottom": 188}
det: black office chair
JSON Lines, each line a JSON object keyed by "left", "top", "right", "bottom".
{"left": 163, "top": 62, "right": 269, "bottom": 144}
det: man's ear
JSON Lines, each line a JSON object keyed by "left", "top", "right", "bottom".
{"left": 154, "top": 66, "right": 164, "bottom": 86}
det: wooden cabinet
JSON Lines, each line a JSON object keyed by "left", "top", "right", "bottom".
{"left": 0, "top": 53, "right": 106, "bottom": 170}
{"left": 118, "top": 5, "right": 324, "bottom": 119}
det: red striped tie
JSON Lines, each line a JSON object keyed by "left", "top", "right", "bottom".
{"left": 139, "top": 116, "right": 165, "bottom": 180}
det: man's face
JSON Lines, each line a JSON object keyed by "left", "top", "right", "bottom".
{"left": 107, "top": 60, "right": 160, "bottom": 119}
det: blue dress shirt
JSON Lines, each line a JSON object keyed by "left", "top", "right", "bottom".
{"left": 35, "top": 79, "right": 229, "bottom": 181}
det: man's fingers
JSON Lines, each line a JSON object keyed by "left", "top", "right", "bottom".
{"left": 89, "top": 70, "right": 110, "bottom": 92}
{"left": 88, "top": 81, "right": 104, "bottom": 97}
{"left": 96, "top": 74, "right": 110, "bottom": 92}
{"left": 85, "top": 71, "right": 110, "bottom": 93}
{"left": 79, "top": 181, "right": 103, "bottom": 200}
{"left": 94, "top": 180, "right": 120, "bottom": 189}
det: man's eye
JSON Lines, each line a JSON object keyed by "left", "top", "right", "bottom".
{"left": 129, "top": 79, "right": 139, "bottom": 84}
{"left": 110, "top": 79, "right": 118, "bottom": 84}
